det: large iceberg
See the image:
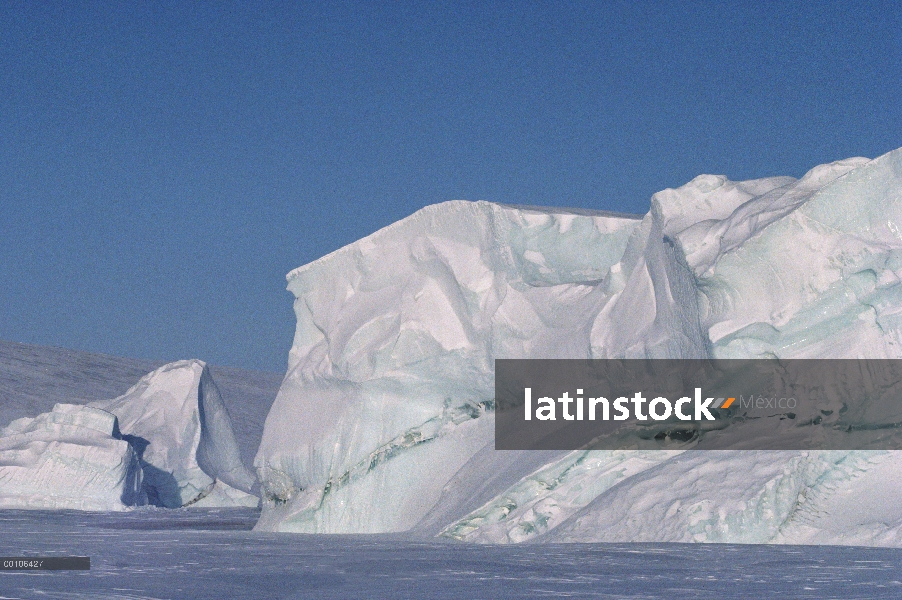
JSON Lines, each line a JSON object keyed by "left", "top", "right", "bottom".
{"left": 256, "top": 147, "right": 902, "bottom": 544}
{"left": 254, "top": 201, "right": 642, "bottom": 533}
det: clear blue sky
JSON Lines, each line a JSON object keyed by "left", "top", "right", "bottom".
{"left": 1, "top": 2, "right": 900, "bottom": 372}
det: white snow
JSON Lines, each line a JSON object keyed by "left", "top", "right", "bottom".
{"left": 257, "top": 147, "right": 902, "bottom": 546}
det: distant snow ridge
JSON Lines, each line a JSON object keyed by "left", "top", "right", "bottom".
{"left": 256, "top": 147, "right": 902, "bottom": 546}
{"left": 0, "top": 404, "right": 144, "bottom": 510}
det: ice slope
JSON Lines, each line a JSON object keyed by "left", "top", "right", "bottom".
{"left": 91, "top": 360, "right": 258, "bottom": 508}
{"left": 541, "top": 449, "right": 902, "bottom": 546}
{"left": 0, "top": 403, "right": 144, "bottom": 510}
{"left": 442, "top": 149, "right": 902, "bottom": 545}
{"left": 259, "top": 147, "right": 902, "bottom": 544}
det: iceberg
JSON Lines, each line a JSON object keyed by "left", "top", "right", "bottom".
{"left": 0, "top": 342, "right": 279, "bottom": 511}
{"left": 0, "top": 403, "right": 144, "bottom": 510}
{"left": 92, "top": 360, "right": 258, "bottom": 508}
{"left": 0, "top": 347, "right": 270, "bottom": 511}
{"left": 0, "top": 357, "right": 262, "bottom": 511}
{"left": 0, "top": 339, "right": 282, "bottom": 492}
{"left": 256, "top": 147, "right": 902, "bottom": 544}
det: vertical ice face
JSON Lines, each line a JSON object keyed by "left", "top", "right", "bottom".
{"left": 255, "top": 200, "right": 660, "bottom": 533}
{"left": 0, "top": 404, "right": 144, "bottom": 510}
{"left": 92, "top": 360, "right": 258, "bottom": 508}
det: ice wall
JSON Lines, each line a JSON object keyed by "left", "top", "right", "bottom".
{"left": 259, "top": 148, "right": 902, "bottom": 543}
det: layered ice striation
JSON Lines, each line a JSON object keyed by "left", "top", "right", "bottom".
{"left": 257, "top": 147, "right": 902, "bottom": 545}
{"left": 0, "top": 403, "right": 144, "bottom": 510}
{"left": 92, "top": 360, "right": 258, "bottom": 508}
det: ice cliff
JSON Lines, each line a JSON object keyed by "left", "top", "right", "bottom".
{"left": 255, "top": 147, "right": 902, "bottom": 545}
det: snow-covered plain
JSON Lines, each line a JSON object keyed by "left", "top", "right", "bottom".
{"left": 255, "top": 147, "right": 902, "bottom": 546}
{"left": 2, "top": 508, "right": 902, "bottom": 599}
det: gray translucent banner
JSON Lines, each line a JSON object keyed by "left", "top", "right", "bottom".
{"left": 494, "top": 359, "right": 902, "bottom": 450}
{"left": 0, "top": 557, "right": 90, "bottom": 570}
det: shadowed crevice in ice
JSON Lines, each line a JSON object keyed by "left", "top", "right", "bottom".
{"left": 121, "top": 433, "right": 182, "bottom": 508}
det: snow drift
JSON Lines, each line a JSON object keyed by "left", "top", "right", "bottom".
{"left": 256, "top": 147, "right": 902, "bottom": 545}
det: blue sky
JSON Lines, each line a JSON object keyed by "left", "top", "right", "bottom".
{"left": 1, "top": 2, "right": 900, "bottom": 372}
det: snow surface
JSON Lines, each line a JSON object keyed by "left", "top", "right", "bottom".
{"left": 6, "top": 508, "right": 902, "bottom": 599}
{"left": 256, "top": 147, "right": 902, "bottom": 545}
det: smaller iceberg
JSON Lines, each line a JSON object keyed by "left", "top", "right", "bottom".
{"left": 91, "top": 360, "right": 258, "bottom": 508}
{"left": 0, "top": 403, "right": 144, "bottom": 510}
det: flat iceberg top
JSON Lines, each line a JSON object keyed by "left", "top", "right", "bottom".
{"left": 286, "top": 200, "right": 643, "bottom": 282}
{"left": 496, "top": 202, "right": 643, "bottom": 220}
